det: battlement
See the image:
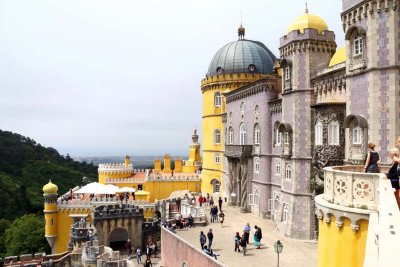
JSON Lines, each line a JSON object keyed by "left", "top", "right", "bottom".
{"left": 147, "top": 173, "right": 201, "bottom": 181}
{"left": 280, "top": 28, "right": 336, "bottom": 48}
{"left": 98, "top": 163, "right": 133, "bottom": 174}
{"left": 93, "top": 204, "right": 145, "bottom": 221}
{"left": 201, "top": 72, "right": 272, "bottom": 87}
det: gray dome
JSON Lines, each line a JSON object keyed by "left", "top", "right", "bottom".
{"left": 207, "top": 39, "right": 276, "bottom": 77}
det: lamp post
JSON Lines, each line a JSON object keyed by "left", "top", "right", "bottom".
{"left": 274, "top": 240, "right": 283, "bottom": 267}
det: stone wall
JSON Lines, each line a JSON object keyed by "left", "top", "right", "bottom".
{"left": 160, "top": 227, "right": 226, "bottom": 267}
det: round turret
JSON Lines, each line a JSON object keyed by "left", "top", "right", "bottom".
{"left": 43, "top": 180, "right": 58, "bottom": 194}
{"left": 287, "top": 6, "right": 328, "bottom": 34}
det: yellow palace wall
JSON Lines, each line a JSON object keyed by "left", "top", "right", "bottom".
{"left": 99, "top": 171, "right": 133, "bottom": 184}
{"left": 317, "top": 216, "right": 368, "bottom": 267}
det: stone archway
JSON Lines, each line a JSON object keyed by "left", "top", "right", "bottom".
{"left": 108, "top": 228, "right": 128, "bottom": 252}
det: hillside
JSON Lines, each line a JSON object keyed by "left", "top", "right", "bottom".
{"left": 0, "top": 129, "right": 98, "bottom": 220}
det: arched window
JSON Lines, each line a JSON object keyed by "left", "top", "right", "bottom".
{"left": 353, "top": 33, "right": 363, "bottom": 56}
{"left": 254, "top": 124, "right": 261, "bottom": 145}
{"left": 285, "top": 164, "right": 291, "bottom": 180}
{"left": 353, "top": 126, "right": 362, "bottom": 144}
{"left": 254, "top": 157, "right": 260, "bottom": 173}
{"left": 228, "top": 127, "right": 234, "bottom": 144}
{"left": 315, "top": 120, "right": 323, "bottom": 145}
{"left": 240, "top": 123, "right": 247, "bottom": 145}
{"left": 328, "top": 120, "right": 339, "bottom": 145}
{"left": 212, "top": 180, "right": 220, "bottom": 193}
{"left": 285, "top": 67, "right": 290, "bottom": 80}
{"left": 214, "top": 129, "right": 221, "bottom": 144}
{"left": 254, "top": 187, "right": 260, "bottom": 206}
{"left": 275, "top": 160, "right": 281, "bottom": 176}
{"left": 274, "top": 122, "right": 281, "bottom": 146}
{"left": 283, "top": 204, "right": 289, "bottom": 223}
{"left": 214, "top": 92, "right": 221, "bottom": 107}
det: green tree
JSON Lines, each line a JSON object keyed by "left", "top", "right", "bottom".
{"left": 4, "top": 214, "right": 50, "bottom": 256}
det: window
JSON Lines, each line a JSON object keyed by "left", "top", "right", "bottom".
{"left": 353, "top": 33, "right": 363, "bottom": 56}
{"left": 267, "top": 199, "right": 274, "bottom": 211}
{"left": 285, "top": 164, "right": 292, "bottom": 180}
{"left": 353, "top": 126, "right": 362, "bottom": 144}
{"left": 274, "top": 194, "right": 281, "bottom": 211}
{"left": 214, "top": 129, "right": 221, "bottom": 144}
{"left": 214, "top": 92, "right": 221, "bottom": 107}
{"left": 283, "top": 203, "right": 289, "bottom": 223}
{"left": 254, "top": 187, "right": 260, "bottom": 206}
{"left": 315, "top": 120, "right": 323, "bottom": 145}
{"left": 284, "top": 132, "right": 289, "bottom": 144}
{"left": 214, "top": 153, "right": 220, "bottom": 164}
{"left": 328, "top": 121, "right": 339, "bottom": 145}
{"left": 285, "top": 67, "right": 290, "bottom": 80}
{"left": 275, "top": 128, "right": 282, "bottom": 146}
{"left": 254, "top": 124, "right": 261, "bottom": 144}
{"left": 275, "top": 160, "right": 281, "bottom": 176}
{"left": 240, "top": 123, "right": 247, "bottom": 145}
{"left": 249, "top": 194, "right": 254, "bottom": 205}
{"left": 213, "top": 180, "right": 220, "bottom": 193}
{"left": 240, "top": 102, "right": 246, "bottom": 114}
{"left": 254, "top": 157, "right": 260, "bottom": 173}
{"left": 228, "top": 127, "right": 234, "bottom": 144}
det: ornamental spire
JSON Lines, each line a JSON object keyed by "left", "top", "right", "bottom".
{"left": 305, "top": 2, "right": 309, "bottom": 14}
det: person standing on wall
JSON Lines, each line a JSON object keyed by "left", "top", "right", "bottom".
{"left": 200, "top": 231, "right": 207, "bottom": 250}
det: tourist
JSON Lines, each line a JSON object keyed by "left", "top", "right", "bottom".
{"left": 176, "top": 197, "right": 181, "bottom": 212}
{"left": 240, "top": 231, "right": 247, "bottom": 256}
{"left": 136, "top": 247, "right": 142, "bottom": 264}
{"left": 234, "top": 232, "right": 241, "bottom": 252}
{"left": 175, "top": 212, "right": 182, "bottom": 229}
{"left": 125, "top": 239, "right": 132, "bottom": 257}
{"left": 199, "top": 231, "right": 207, "bottom": 250}
{"left": 387, "top": 147, "right": 400, "bottom": 208}
{"left": 253, "top": 225, "right": 261, "bottom": 249}
{"left": 203, "top": 245, "right": 219, "bottom": 260}
{"left": 144, "top": 258, "right": 152, "bottom": 267}
{"left": 218, "top": 197, "right": 223, "bottom": 211}
{"left": 364, "top": 143, "right": 380, "bottom": 173}
{"left": 209, "top": 196, "right": 214, "bottom": 207}
{"left": 145, "top": 244, "right": 152, "bottom": 260}
{"left": 188, "top": 214, "right": 195, "bottom": 228}
{"left": 218, "top": 211, "right": 225, "bottom": 227}
{"left": 243, "top": 223, "right": 251, "bottom": 244}
{"left": 199, "top": 195, "right": 204, "bottom": 207}
{"left": 206, "top": 193, "right": 210, "bottom": 206}
{"left": 207, "top": 228, "right": 214, "bottom": 249}
{"left": 210, "top": 205, "right": 218, "bottom": 222}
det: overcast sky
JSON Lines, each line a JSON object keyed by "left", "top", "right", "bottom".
{"left": 0, "top": 0, "right": 344, "bottom": 156}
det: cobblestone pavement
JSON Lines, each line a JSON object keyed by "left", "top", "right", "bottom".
{"left": 175, "top": 204, "right": 318, "bottom": 267}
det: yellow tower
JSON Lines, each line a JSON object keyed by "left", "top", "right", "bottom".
{"left": 201, "top": 25, "right": 276, "bottom": 194}
{"left": 43, "top": 180, "right": 58, "bottom": 253}
{"left": 98, "top": 156, "right": 134, "bottom": 184}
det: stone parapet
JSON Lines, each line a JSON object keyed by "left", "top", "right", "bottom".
{"left": 147, "top": 174, "right": 201, "bottom": 181}
{"left": 98, "top": 163, "right": 134, "bottom": 174}
{"left": 57, "top": 198, "right": 152, "bottom": 209}
{"left": 105, "top": 176, "right": 146, "bottom": 183}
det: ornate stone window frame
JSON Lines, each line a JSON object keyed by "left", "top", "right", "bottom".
{"left": 214, "top": 153, "right": 220, "bottom": 164}
{"left": 275, "top": 159, "right": 281, "bottom": 176}
{"left": 253, "top": 186, "right": 260, "bottom": 206}
{"left": 315, "top": 119, "right": 323, "bottom": 145}
{"left": 282, "top": 203, "right": 289, "bottom": 223}
{"left": 285, "top": 163, "right": 292, "bottom": 180}
{"left": 273, "top": 121, "right": 281, "bottom": 147}
{"left": 345, "top": 26, "right": 366, "bottom": 72}
{"left": 328, "top": 120, "right": 340, "bottom": 146}
{"left": 344, "top": 114, "right": 368, "bottom": 163}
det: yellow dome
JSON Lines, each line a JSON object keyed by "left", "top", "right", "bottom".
{"left": 287, "top": 11, "right": 328, "bottom": 34}
{"left": 43, "top": 180, "right": 58, "bottom": 194}
{"left": 329, "top": 46, "right": 346, "bottom": 67}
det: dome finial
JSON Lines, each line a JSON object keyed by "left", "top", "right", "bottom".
{"left": 305, "top": 2, "right": 309, "bottom": 14}
{"left": 238, "top": 12, "right": 245, "bottom": 40}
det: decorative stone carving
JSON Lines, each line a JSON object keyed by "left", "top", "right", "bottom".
{"left": 336, "top": 219, "right": 344, "bottom": 229}
{"left": 351, "top": 223, "right": 360, "bottom": 233}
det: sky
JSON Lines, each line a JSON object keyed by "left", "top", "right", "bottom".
{"left": 0, "top": 0, "right": 344, "bottom": 156}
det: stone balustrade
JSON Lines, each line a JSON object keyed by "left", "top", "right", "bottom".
{"left": 322, "top": 165, "right": 387, "bottom": 210}
{"left": 147, "top": 174, "right": 201, "bottom": 181}
{"left": 98, "top": 163, "right": 133, "bottom": 173}
{"left": 105, "top": 177, "right": 146, "bottom": 183}
{"left": 57, "top": 198, "right": 152, "bottom": 209}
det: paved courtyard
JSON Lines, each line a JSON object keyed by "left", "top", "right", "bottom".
{"left": 175, "top": 204, "right": 318, "bottom": 267}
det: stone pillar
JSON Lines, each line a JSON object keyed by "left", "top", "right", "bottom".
{"left": 154, "top": 159, "right": 162, "bottom": 173}
{"left": 163, "top": 155, "right": 172, "bottom": 173}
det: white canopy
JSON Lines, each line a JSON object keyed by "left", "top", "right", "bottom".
{"left": 115, "top": 187, "right": 136, "bottom": 193}
{"left": 75, "top": 182, "right": 118, "bottom": 194}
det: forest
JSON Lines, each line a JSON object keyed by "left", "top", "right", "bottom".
{"left": 0, "top": 130, "right": 98, "bottom": 257}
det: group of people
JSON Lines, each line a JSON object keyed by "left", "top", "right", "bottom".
{"left": 364, "top": 140, "right": 400, "bottom": 208}
{"left": 126, "top": 239, "right": 157, "bottom": 266}
{"left": 234, "top": 223, "right": 262, "bottom": 256}
{"left": 199, "top": 229, "right": 219, "bottom": 260}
